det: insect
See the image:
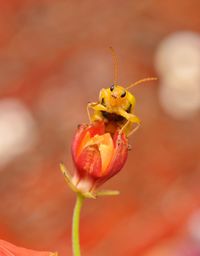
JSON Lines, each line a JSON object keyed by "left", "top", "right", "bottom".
{"left": 87, "top": 47, "right": 157, "bottom": 137}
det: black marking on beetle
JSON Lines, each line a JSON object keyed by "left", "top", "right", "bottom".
{"left": 110, "top": 84, "right": 114, "bottom": 91}
{"left": 126, "top": 104, "right": 132, "bottom": 113}
{"left": 101, "top": 98, "right": 105, "bottom": 106}
{"left": 101, "top": 111, "right": 125, "bottom": 122}
{"left": 121, "top": 91, "right": 126, "bottom": 98}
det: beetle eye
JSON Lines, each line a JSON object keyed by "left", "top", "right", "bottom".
{"left": 110, "top": 84, "right": 114, "bottom": 91}
{"left": 121, "top": 91, "right": 126, "bottom": 98}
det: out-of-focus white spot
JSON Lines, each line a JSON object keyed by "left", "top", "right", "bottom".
{"left": 156, "top": 32, "right": 200, "bottom": 77}
{"left": 155, "top": 31, "right": 200, "bottom": 119}
{"left": 188, "top": 209, "right": 200, "bottom": 242}
{"left": 159, "top": 77, "right": 200, "bottom": 119}
{"left": 0, "top": 99, "right": 38, "bottom": 168}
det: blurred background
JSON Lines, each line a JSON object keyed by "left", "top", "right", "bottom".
{"left": 0, "top": 1, "right": 200, "bottom": 255}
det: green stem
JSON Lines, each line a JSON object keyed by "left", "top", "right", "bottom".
{"left": 72, "top": 193, "right": 84, "bottom": 256}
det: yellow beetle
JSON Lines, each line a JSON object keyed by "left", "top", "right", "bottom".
{"left": 87, "top": 47, "right": 157, "bottom": 137}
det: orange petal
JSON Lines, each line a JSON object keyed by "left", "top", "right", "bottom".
{"left": 95, "top": 132, "right": 128, "bottom": 187}
{"left": 71, "top": 121, "right": 105, "bottom": 162}
{"left": 76, "top": 144, "right": 102, "bottom": 178}
{"left": 71, "top": 124, "right": 89, "bottom": 162}
{"left": 108, "top": 131, "right": 128, "bottom": 176}
{"left": 91, "top": 133, "right": 114, "bottom": 175}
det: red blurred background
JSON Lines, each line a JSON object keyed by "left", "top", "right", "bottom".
{"left": 0, "top": 1, "right": 200, "bottom": 255}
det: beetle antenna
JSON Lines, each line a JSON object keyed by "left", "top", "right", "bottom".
{"left": 109, "top": 47, "right": 118, "bottom": 86}
{"left": 126, "top": 77, "right": 158, "bottom": 90}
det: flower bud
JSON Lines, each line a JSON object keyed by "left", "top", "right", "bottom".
{"left": 71, "top": 121, "right": 128, "bottom": 194}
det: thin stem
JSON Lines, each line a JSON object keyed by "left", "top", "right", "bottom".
{"left": 72, "top": 193, "right": 84, "bottom": 256}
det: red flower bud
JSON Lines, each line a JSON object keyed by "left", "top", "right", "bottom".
{"left": 71, "top": 121, "right": 128, "bottom": 193}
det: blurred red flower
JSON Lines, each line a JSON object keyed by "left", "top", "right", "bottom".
{"left": 0, "top": 239, "right": 57, "bottom": 256}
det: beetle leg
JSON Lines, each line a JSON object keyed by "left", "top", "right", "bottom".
{"left": 117, "top": 108, "right": 140, "bottom": 136}
{"left": 87, "top": 102, "right": 95, "bottom": 122}
{"left": 92, "top": 103, "right": 107, "bottom": 111}
{"left": 127, "top": 122, "right": 140, "bottom": 137}
{"left": 87, "top": 102, "right": 107, "bottom": 122}
{"left": 120, "top": 120, "right": 140, "bottom": 136}
{"left": 118, "top": 108, "right": 140, "bottom": 124}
